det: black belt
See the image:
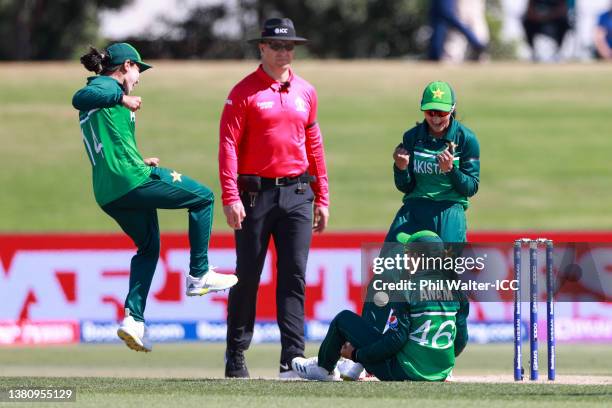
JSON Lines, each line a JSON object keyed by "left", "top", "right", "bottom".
{"left": 260, "top": 173, "right": 314, "bottom": 189}
{"left": 238, "top": 173, "right": 314, "bottom": 192}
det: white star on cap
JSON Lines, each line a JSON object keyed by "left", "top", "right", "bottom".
{"left": 432, "top": 88, "right": 445, "bottom": 99}
{"left": 170, "top": 170, "right": 182, "bottom": 183}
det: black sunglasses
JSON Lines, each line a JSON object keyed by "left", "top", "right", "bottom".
{"left": 424, "top": 110, "right": 451, "bottom": 117}
{"left": 265, "top": 41, "right": 295, "bottom": 51}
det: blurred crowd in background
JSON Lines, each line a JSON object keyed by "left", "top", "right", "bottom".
{"left": 0, "top": 0, "right": 611, "bottom": 62}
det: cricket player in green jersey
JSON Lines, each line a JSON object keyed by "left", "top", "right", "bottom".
{"left": 362, "top": 81, "right": 479, "bottom": 334}
{"left": 292, "top": 231, "right": 469, "bottom": 381}
{"left": 390, "top": 80, "right": 480, "bottom": 243}
{"left": 72, "top": 43, "right": 237, "bottom": 353}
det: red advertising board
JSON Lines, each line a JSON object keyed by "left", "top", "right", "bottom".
{"left": 1, "top": 232, "right": 611, "bottom": 345}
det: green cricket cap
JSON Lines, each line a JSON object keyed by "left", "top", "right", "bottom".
{"left": 397, "top": 230, "right": 445, "bottom": 257}
{"left": 107, "top": 43, "right": 152, "bottom": 72}
{"left": 420, "top": 81, "right": 455, "bottom": 112}
{"left": 396, "top": 230, "right": 442, "bottom": 244}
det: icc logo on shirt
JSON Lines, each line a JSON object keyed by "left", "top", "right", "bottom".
{"left": 294, "top": 97, "right": 307, "bottom": 113}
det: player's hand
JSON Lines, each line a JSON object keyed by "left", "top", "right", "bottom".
{"left": 122, "top": 95, "right": 142, "bottom": 112}
{"left": 437, "top": 148, "right": 454, "bottom": 173}
{"left": 313, "top": 205, "right": 329, "bottom": 233}
{"left": 393, "top": 144, "right": 410, "bottom": 170}
{"left": 340, "top": 342, "right": 355, "bottom": 359}
{"left": 224, "top": 202, "right": 246, "bottom": 230}
{"left": 144, "top": 157, "right": 160, "bottom": 167}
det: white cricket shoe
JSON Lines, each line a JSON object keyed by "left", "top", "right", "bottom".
{"left": 279, "top": 361, "right": 302, "bottom": 380}
{"left": 278, "top": 369, "right": 302, "bottom": 380}
{"left": 337, "top": 358, "right": 365, "bottom": 381}
{"left": 291, "top": 357, "right": 340, "bottom": 381}
{"left": 117, "top": 316, "right": 152, "bottom": 353}
{"left": 186, "top": 268, "right": 238, "bottom": 296}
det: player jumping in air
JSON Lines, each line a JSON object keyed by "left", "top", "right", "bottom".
{"left": 72, "top": 43, "right": 237, "bottom": 352}
{"left": 292, "top": 230, "right": 469, "bottom": 381}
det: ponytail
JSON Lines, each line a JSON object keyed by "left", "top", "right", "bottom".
{"left": 80, "top": 46, "right": 112, "bottom": 74}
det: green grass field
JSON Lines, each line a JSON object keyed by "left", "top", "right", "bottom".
{"left": 1, "top": 61, "right": 611, "bottom": 232}
{"left": 0, "top": 343, "right": 610, "bottom": 407}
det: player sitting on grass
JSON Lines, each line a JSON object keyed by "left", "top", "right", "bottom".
{"left": 292, "top": 230, "right": 469, "bottom": 381}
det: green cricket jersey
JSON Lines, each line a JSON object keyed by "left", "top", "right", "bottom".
{"left": 72, "top": 76, "right": 151, "bottom": 206}
{"left": 356, "top": 270, "right": 469, "bottom": 381}
{"left": 393, "top": 119, "right": 480, "bottom": 209}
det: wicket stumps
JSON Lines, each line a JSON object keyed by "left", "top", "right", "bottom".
{"left": 513, "top": 238, "right": 555, "bottom": 381}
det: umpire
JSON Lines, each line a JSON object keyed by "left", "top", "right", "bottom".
{"left": 218, "top": 18, "right": 330, "bottom": 378}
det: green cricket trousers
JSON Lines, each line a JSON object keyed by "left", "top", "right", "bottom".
{"left": 318, "top": 310, "right": 410, "bottom": 381}
{"left": 102, "top": 166, "right": 214, "bottom": 322}
{"left": 385, "top": 198, "right": 467, "bottom": 242}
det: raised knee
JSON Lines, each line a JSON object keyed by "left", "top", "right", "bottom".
{"left": 334, "top": 310, "right": 355, "bottom": 323}
{"left": 193, "top": 189, "right": 214, "bottom": 211}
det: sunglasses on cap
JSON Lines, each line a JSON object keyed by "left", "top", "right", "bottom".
{"left": 264, "top": 41, "right": 295, "bottom": 51}
{"left": 424, "top": 110, "right": 451, "bottom": 117}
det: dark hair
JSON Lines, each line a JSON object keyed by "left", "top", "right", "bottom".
{"left": 80, "top": 46, "right": 117, "bottom": 75}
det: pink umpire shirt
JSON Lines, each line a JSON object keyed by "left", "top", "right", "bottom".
{"left": 219, "top": 65, "right": 329, "bottom": 208}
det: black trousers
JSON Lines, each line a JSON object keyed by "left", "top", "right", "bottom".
{"left": 226, "top": 183, "right": 314, "bottom": 365}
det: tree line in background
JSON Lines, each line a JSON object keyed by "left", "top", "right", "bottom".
{"left": 0, "top": 0, "right": 506, "bottom": 60}
{"left": 0, "top": 0, "right": 128, "bottom": 60}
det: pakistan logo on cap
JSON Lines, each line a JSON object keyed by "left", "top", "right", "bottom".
{"left": 432, "top": 88, "right": 445, "bottom": 99}
{"left": 420, "top": 81, "right": 455, "bottom": 112}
